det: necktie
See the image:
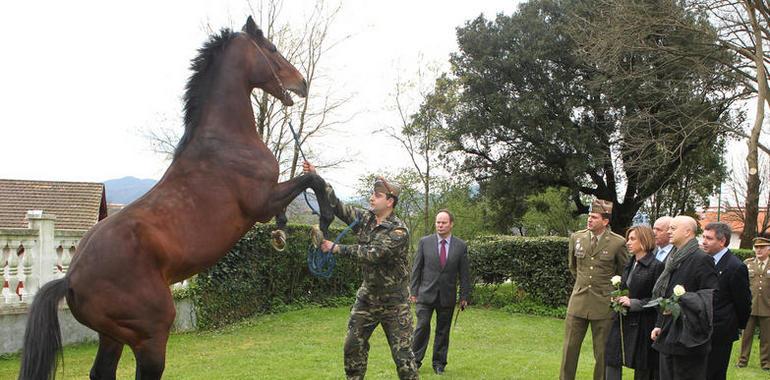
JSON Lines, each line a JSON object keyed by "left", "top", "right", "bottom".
{"left": 440, "top": 240, "right": 447, "bottom": 268}
{"left": 591, "top": 235, "right": 598, "bottom": 252}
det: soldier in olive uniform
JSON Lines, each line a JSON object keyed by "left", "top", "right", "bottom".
{"left": 304, "top": 161, "right": 418, "bottom": 380}
{"left": 737, "top": 236, "right": 770, "bottom": 371}
{"left": 561, "top": 199, "right": 629, "bottom": 380}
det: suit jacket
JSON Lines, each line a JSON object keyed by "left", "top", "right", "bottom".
{"left": 652, "top": 239, "right": 719, "bottom": 356}
{"left": 745, "top": 257, "right": 770, "bottom": 316}
{"left": 711, "top": 250, "right": 751, "bottom": 345}
{"left": 410, "top": 234, "right": 470, "bottom": 307}
{"left": 567, "top": 229, "right": 629, "bottom": 320}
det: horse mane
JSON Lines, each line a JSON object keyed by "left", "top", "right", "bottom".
{"left": 174, "top": 28, "right": 239, "bottom": 159}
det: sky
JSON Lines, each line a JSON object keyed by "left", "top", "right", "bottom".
{"left": 0, "top": 0, "right": 521, "bottom": 198}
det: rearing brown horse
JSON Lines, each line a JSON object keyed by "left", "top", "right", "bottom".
{"left": 18, "top": 17, "right": 334, "bottom": 380}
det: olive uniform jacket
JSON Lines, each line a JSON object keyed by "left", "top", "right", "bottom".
{"left": 746, "top": 257, "right": 770, "bottom": 317}
{"left": 568, "top": 229, "right": 629, "bottom": 320}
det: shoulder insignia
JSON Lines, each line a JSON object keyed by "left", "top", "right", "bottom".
{"left": 392, "top": 229, "right": 406, "bottom": 237}
{"left": 571, "top": 230, "right": 587, "bottom": 238}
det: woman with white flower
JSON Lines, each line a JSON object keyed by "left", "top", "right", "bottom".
{"left": 605, "top": 225, "right": 664, "bottom": 380}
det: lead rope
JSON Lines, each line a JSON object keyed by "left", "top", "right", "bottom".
{"left": 250, "top": 34, "right": 356, "bottom": 278}
{"left": 307, "top": 219, "right": 359, "bottom": 278}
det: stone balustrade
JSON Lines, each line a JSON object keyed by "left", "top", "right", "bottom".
{"left": 1, "top": 211, "right": 77, "bottom": 307}
{"left": 0, "top": 210, "right": 197, "bottom": 353}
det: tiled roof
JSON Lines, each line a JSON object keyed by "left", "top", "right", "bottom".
{"left": 0, "top": 179, "right": 107, "bottom": 231}
{"left": 698, "top": 207, "right": 769, "bottom": 235}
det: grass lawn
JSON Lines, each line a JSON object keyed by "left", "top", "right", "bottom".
{"left": 1, "top": 306, "right": 767, "bottom": 379}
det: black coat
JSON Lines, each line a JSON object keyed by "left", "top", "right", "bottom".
{"left": 606, "top": 250, "right": 665, "bottom": 369}
{"left": 711, "top": 250, "right": 752, "bottom": 345}
{"left": 652, "top": 239, "right": 719, "bottom": 356}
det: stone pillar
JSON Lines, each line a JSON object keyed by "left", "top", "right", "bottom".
{"left": 26, "top": 211, "right": 56, "bottom": 298}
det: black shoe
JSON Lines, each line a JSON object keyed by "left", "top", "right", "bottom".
{"left": 434, "top": 367, "right": 445, "bottom": 375}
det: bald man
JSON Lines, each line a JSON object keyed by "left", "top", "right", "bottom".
{"left": 653, "top": 216, "right": 673, "bottom": 262}
{"left": 650, "top": 216, "right": 719, "bottom": 380}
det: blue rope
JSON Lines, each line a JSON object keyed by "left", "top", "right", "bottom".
{"left": 307, "top": 218, "right": 359, "bottom": 278}
{"left": 287, "top": 121, "right": 319, "bottom": 216}
{"left": 287, "top": 120, "right": 357, "bottom": 278}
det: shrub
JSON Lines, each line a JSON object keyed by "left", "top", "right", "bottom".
{"left": 732, "top": 248, "right": 754, "bottom": 262}
{"left": 471, "top": 282, "right": 525, "bottom": 309}
{"left": 190, "top": 223, "right": 359, "bottom": 329}
{"left": 469, "top": 236, "right": 571, "bottom": 308}
{"left": 501, "top": 300, "right": 567, "bottom": 319}
{"left": 472, "top": 283, "right": 567, "bottom": 318}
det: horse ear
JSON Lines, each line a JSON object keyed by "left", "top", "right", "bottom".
{"left": 243, "top": 16, "right": 264, "bottom": 40}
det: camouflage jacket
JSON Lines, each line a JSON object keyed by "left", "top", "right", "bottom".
{"left": 324, "top": 183, "right": 411, "bottom": 305}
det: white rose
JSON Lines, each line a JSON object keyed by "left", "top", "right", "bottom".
{"left": 673, "top": 285, "right": 686, "bottom": 297}
{"left": 611, "top": 275, "right": 622, "bottom": 287}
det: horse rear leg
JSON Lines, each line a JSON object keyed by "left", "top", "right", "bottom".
{"left": 128, "top": 294, "right": 174, "bottom": 380}
{"left": 90, "top": 333, "right": 124, "bottom": 380}
{"left": 131, "top": 330, "right": 170, "bottom": 380}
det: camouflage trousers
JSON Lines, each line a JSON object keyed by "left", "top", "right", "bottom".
{"left": 344, "top": 299, "right": 419, "bottom": 380}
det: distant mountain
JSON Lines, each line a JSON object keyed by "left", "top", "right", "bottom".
{"left": 104, "top": 176, "right": 158, "bottom": 204}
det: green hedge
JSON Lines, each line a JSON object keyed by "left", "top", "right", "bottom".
{"left": 732, "top": 248, "right": 754, "bottom": 261}
{"left": 190, "top": 223, "right": 359, "bottom": 329}
{"left": 468, "top": 236, "right": 571, "bottom": 308}
{"left": 471, "top": 282, "right": 568, "bottom": 319}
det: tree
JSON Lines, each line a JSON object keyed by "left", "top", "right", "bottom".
{"left": 354, "top": 170, "right": 494, "bottom": 248}
{"left": 576, "top": 0, "right": 768, "bottom": 245}
{"left": 425, "top": 0, "right": 739, "bottom": 233}
{"left": 725, "top": 154, "right": 770, "bottom": 238}
{"left": 475, "top": 175, "right": 532, "bottom": 235}
{"left": 521, "top": 187, "right": 584, "bottom": 237}
{"left": 641, "top": 140, "right": 728, "bottom": 221}
{"left": 431, "top": 181, "right": 491, "bottom": 242}
{"left": 733, "top": 0, "right": 769, "bottom": 247}
{"left": 382, "top": 63, "right": 458, "bottom": 235}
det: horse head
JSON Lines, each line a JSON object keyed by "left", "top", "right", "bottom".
{"left": 241, "top": 16, "right": 307, "bottom": 106}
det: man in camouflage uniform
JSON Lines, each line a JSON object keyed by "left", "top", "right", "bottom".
{"left": 304, "top": 161, "right": 418, "bottom": 380}
{"left": 561, "top": 199, "right": 629, "bottom": 380}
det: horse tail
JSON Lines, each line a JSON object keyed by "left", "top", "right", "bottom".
{"left": 18, "top": 278, "right": 69, "bottom": 380}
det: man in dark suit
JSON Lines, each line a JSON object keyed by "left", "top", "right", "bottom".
{"left": 410, "top": 209, "right": 470, "bottom": 375}
{"left": 653, "top": 216, "right": 674, "bottom": 262}
{"left": 650, "top": 215, "right": 719, "bottom": 380}
{"left": 701, "top": 222, "right": 751, "bottom": 380}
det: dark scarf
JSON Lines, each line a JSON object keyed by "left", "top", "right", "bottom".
{"left": 652, "top": 238, "right": 698, "bottom": 298}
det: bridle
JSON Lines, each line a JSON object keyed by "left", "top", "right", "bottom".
{"left": 246, "top": 33, "right": 289, "bottom": 100}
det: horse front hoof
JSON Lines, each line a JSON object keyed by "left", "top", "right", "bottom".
{"left": 310, "top": 225, "right": 324, "bottom": 247}
{"left": 271, "top": 230, "right": 287, "bottom": 251}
